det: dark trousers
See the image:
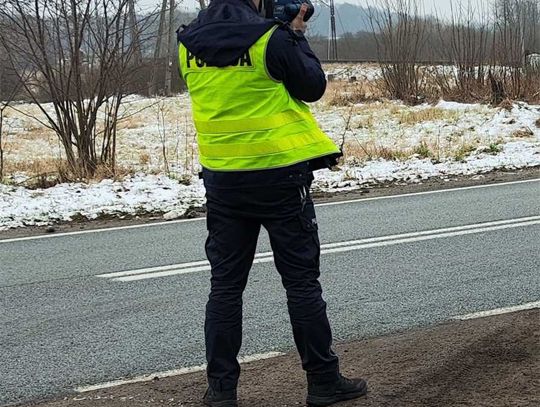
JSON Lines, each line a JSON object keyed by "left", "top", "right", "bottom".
{"left": 203, "top": 169, "right": 339, "bottom": 391}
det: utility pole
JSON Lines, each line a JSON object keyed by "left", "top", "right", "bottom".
{"left": 329, "top": 0, "right": 338, "bottom": 61}
{"left": 128, "top": 0, "right": 142, "bottom": 66}
{"left": 152, "top": 0, "right": 176, "bottom": 95}
{"left": 164, "top": 0, "right": 176, "bottom": 95}
{"left": 154, "top": 0, "right": 168, "bottom": 63}
{"left": 320, "top": 0, "right": 338, "bottom": 61}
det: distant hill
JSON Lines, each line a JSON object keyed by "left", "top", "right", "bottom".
{"left": 173, "top": 3, "right": 378, "bottom": 37}
{"left": 308, "top": 3, "right": 375, "bottom": 36}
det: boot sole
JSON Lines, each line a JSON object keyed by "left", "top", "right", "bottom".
{"left": 306, "top": 382, "right": 368, "bottom": 407}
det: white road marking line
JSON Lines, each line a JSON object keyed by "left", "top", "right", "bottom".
{"left": 74, "top": 351, "right": 284, "bottom": 393}
{"left": 98, "top": 216, "right": 540, "bottom": 282}
{"left": 2, "top": 178, "right": 538, "bottom": 244}
{"left": 453, "top": 301, "right": 540, "bottom": 320}
{"left": 73, "top": 301, "right": 540, "bottom": 393}
{"left": 96, "top": 252, "right": 275, "bottom": 279}
{"left": 96, "top": 260, "right": 211, "bottom": 279}
{"left": 0, "top": 217, "right": 204, "bottom": 244}
{"left": 320, "top": 215, "right": 540, "bottom": 249}
{"left": 321, "top": 219, "right": 540, "bottom": 256}
{"left": 317, "top": 177, "right": 540, "bottom": 207}
{"left": 110, "top": 256, "right": 277, "bottom": 282}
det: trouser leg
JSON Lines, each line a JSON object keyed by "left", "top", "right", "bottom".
{"left": 263, "top": 184, "right": 339, "bottom": 382}
{"left": 204, "top": 194, "right": 261, "bottom": 391}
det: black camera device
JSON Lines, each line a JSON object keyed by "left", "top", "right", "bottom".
{"left": 267, "top": 0, "right": 315, "bottom": 23}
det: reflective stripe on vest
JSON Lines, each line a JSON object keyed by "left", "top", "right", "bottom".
{"left": 178, "top": 26, "right": 339, "bottom": 171}
{"left": 194, "top": 110, "right": 316, "bottom": 134}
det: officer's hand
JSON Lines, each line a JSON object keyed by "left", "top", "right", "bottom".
{"left": 290, "top": 4, "right": 308, "bottom": 33}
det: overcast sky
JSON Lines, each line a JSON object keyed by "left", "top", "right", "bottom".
{"left": 139, "top": 0, "right": 496, "bottom": 17}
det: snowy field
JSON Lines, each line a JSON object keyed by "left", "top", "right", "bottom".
{"left": 1, "top": 64, "right": 539, "bottom": 230}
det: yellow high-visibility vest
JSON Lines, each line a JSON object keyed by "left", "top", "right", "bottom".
{"left": 178, "top": 25, "right": 339, "bottom": 171}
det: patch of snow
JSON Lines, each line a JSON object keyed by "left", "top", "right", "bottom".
{"left": 435, "top": 100, "right": 480, "bottom": 110}
{"left": 1, "top": 89, "right": 540, "bottom": 230}
{"left": 0, "top": 174, "right": 205, "bottom": 230}
{"left": 313, "top": 141, "right": 540, "bottom": 192}
{"left": 324, "top": 63, "right": 382, "bottom": 82}
{"left": 2, "top": 141, "right": 538, "bottom": 230}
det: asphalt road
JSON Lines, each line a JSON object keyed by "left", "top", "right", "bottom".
{"left": 1, "top": 179, "right": 539, "bottom": 406}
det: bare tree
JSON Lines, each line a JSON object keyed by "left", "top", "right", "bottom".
{"left": 0, "top": 64, "right": 8, "bottom": 181}
{"left": 0, "top": 57, "right": 22, "bottom": 180}
{"left": 0, "top": 0, "right": 151, "bottom": 179}
{"left": 367, "top": 0, "right": 429, "bottom": 103}
{"left": 150, "top": 0, "right": 179, "bottom": 96}
{"left": 435, "top": 0, "right": 491, "bottom": 98}
{"left": 491, "top": 0, "right": 540, "bottom": 99}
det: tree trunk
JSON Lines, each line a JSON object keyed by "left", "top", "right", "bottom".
{"left": 0, "top": 109, "right": 4, "bottom": 181}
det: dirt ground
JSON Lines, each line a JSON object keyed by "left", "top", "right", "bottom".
{"left": 25, "top": 309, "right": 540, "bottom": 407}
{"left": 2, "top": 166, "right": 539, "bottom": 240}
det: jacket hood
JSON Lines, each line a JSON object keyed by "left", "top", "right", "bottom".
{"left": 177, "top": 0, "right": 278, "bottom": 67}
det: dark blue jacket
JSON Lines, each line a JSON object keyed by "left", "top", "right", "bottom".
{"left": 177, "top": 0, "right": 340, "bottom": 186}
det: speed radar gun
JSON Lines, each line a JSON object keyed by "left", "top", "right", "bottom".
{"left": 264, "top": 0, "right": 315, "bottom": 22}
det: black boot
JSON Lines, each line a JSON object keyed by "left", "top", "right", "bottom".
{"left": 202, "top": 387, "right": 238, "bottom": 407}
{"left": 307, "top": 374, "right": 368, "bottom": 407}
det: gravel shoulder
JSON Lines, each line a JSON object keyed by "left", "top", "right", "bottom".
{"left": 24, "top": 308, "right": 540, "bottom": 407}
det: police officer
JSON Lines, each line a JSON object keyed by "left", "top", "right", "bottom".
{"left": 177, "top": 0, "right": 367, "bottom": 405}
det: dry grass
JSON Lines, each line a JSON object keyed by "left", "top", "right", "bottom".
{"left": 324, "top": 80, "right": 383, "bottom": 106}
{"left": 138, "top": 151, "right": 151, "bottom": 165}
{"left": 4, "top": 158, "right": 70, "bottom": 188}
{"left": 355, "top": 115, "right": 376, "bottom": 130}
{"left": 453, "top": 143, "right": 478, "bottom": 161}
{"left": 118, "top": 116, "right": 144, "bottom": 130}
{"left": 4, "top": 157, "right": 136, "bottom": 188}
{"left": 93, "top": 163, "right": 135, "bottom": 181}
{"left": 343, "top": 140, "right": 409, "bottom": 162}
{"left": 343, "top": 135, "right": 483, "bottom": 164}
{"left": 412, "top": 141, "right": 433, "bottom": 159}
{"left": 479, "top": 143, "right": 502, "bottom": 155}
{"left": 8, "top": 120, "right": 54, "bottom": 140}
{"left": 348, "top": 102, "right": 399, "bottom": 130}
{"left": 397, "top": 108, "right": 460, "bottom": 125}
{"left": 4, "top": 158, "right": 61, "bottom": 176}
{"left": 512, "top": 128, "right": 535, "bottom": 139}
{"left": 498, "top": 98, "right": 514, "bottom": 111}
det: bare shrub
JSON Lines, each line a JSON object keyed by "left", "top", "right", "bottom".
{"left": 355, "top": 0, "right": 540, "bottom": 104}
{"left": 0, "top": 0, "right": 154, "bottom": 179}
{"left": 498, "top": 98, "right": 514, "bottom": 111}
{"left": 367, "top": 0, "right": 429, "bottom": 103}
{"left": 0, "top": 58, "right": 22, "bottom": 181}
{"left": 490, "top": 0, "right": 540, "bottom": 101}
{"left": 156, "top": 100, "right": 171, "bottom": 175}
{"left": 434, "top": 1, "right": 491, "bottom": 98}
